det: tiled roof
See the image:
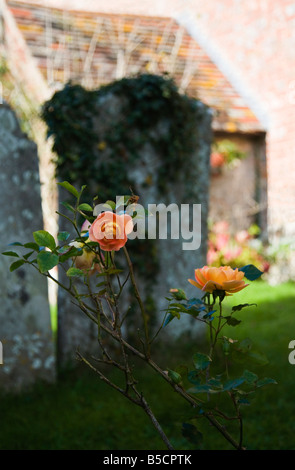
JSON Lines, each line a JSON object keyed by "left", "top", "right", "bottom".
{"left": 7, "top": 0, "right": 265, "bottom": 133}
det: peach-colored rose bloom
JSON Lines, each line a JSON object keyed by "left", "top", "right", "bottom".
{"left": 70, "top": 241, "right": 102, "bottom": 275}
{"left": 89, "top": 211, "right": 133, "bottom": 251}
{"left": 188, "top": 266, "right": 248, "bottom": 296}
{"left": 74, "top": 248, "right": 102, "bottom": 275}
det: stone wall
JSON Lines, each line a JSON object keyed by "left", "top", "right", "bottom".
{"left": 57, "top": 91, "right": 212, "bottom": 364}
{"left": 0, "top": 102, "right": 55, "bottom": 390}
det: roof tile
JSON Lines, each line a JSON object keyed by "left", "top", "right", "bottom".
{"left": 7, "top": 0, "right": 264, "bottom": 133}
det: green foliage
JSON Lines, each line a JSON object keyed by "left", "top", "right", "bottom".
{"left": 2, "top": 251, "right": 20, "bottom": 258}
{"left": 58, "top": 181, "right": 80, "bottom": 198}
{"left": 9, "top": 259, "right": 26, "bottom": 272}
{"left": 37, "top": 251, "right": 59, "bottom": 273}
{"left": 42, "top": 76, "right": 201, "bottom": 327}
{"left": 212, "top": 139, "right": 246, "bottom": 166}
{"left": 239, "top": 264, "right": 264, "bottom": 281}
{"left": 66, "top": 267, "right": 85, "bottom": 278}
{"left": 167, "top": 369, "right": 182, "bottom": 385}
{"left": 33, "top": 230, "right": 56, "bottom": 251}
{"left": 42, "top": 74, "right": 201, "bottom": 199}
{"left": 57, "top": 231, "right": 71, "bottom": 242}
{"left": 224, "top": 316, "right": 241, "bottom": 326}
{"left": 192, "top": 353, "right": 212, "bottom": 371}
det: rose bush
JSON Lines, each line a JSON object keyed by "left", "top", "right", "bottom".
{"left": 2, "top": 181, "right": 276, "bottom": 451}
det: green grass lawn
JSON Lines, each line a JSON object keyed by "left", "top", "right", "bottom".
{"left": 1, "top": 280, "right": 295, "bottom": 450}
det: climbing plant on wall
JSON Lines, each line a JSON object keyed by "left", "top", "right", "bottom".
{"left": 42, "top": 73, "right": 203, "bottom": 199}
{"left": 42, "top": 73, "right": 205, "bottom": 333}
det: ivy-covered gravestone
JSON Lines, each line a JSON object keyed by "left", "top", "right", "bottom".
{"left": 43, "top": 75, "right": 212, "bottom": 364}
{"left": 0, "top": 102, "right": 55, "bottom": 389}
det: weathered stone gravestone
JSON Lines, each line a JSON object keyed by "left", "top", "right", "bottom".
{"left": 0, "top": 102, "right": 55, "bottom": 390}
{"left": 57, "top": 90, "right": 212, "bottom": 364}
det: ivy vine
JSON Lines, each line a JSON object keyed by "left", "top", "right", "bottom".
{"left": 42, "top": 73, "right": 204, "bottom": 333}
{"left": 42, "top": 73, "right": 202, "bottom": 199}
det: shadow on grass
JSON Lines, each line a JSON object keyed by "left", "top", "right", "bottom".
{"left": 1, "top": 282, "right": 295, "bottom": 450}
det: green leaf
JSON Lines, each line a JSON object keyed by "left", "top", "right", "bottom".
{"left": 232, "top": 303, "right": 257, "bottom": 312}
{"left": 57, "top": 231, "right": 71, "bottom": 242}
{"left": 59, "top": 247, "right": 82, "bottom": 263}
{"left": 23, "top": 242, "right": 40, "bottom": 251}
{"left": 105, "top": 268, "right": 123, "bottom": 275}
{"left": 256, "top": 378, "right": 277, "bottom": 388}
{"left": 239, "top": 264, "right": 263, "bottom": 281}
{"left": 168, "top": 302, "right": 190, "bottom": 314}
{"left": 37, "top": 251, "right": 59, "bottom": 273}
{"left": 237, "top": 338, "right": 253, "bottom": 353}
{"left": 2, "top": 251, "right": 19, "bottom": 257}
{"left": 224, "top": 316, "right": 241, "bottom": 327}
{"left": 104, "top": 200, "right": 116, "bottom": 211}
{"left": 33, "top": 230, "right": 56, "bottom": 251}
{"left": 96, "top": 288, "right": 107, "bottom": 297}
{"left": 243, "top": 370, "right": 258, "bottom": 384}
{"left": 9, "top": 242, "right": 23, "bottom": 247}
{"left": 23, "top": 251, "right": 34, "bottom": 260}
{"left": 187, "top": 384, "right": 211, "bottom": 394}
{"left": 95, "top": 281, "right": 107, "bottom": 288}
{"left": 167, "top": 369, "right": 182, "bottom": 385}
{"left": 223, "top": 377, "right": 245, "bottom": 391}
{"left": 182, "top": 423, "right": 203, "bottom": 447}
{"left": 166, "top": 309, "right": 181, "bottom": 319}
{"left": 58, "top": 181, "right": 79, "bottom": 198}
{"left": 10, "top": 259, "right": 26, "bottom": 272}
{"left": 187, "top": 370, "right": 201, "bottom": 385}
{"left": 170, "top": 289, "right": 187, "bottom": 301}
{"left": 95, "top": 268, "right": 123, "bottom": 277}
{"left": 66, "top": 267, "right": 85, "bottom": 278}
{"left": 78, "top": 203, "right": 93, "bottom": 212}
{"left": 60, "top": 202, "right": 75, "bottom": 213}
{"left": 247, "top": 350, "right": 269, "bottom": 366}
{"left": 193, "top": 353, "right": 212, "bottom": 371}
{"left": 208, "top": 377, "right": 223, "bottom": 389}
{"left": 79, "top": 185, "right": 87, "bottom": 196}
{"left": 163, "top": 313, "right": 175, "bottom": 327}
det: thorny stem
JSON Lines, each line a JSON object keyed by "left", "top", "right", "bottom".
{"left": 123, "top": 246, "right": 150, "bottom": 356}
{"left": 44, "top": 268, "right": 245, "bottom": 450}
{"left": 204, "top": 293, "right": 245, "bottom": 449}
{"left": 140, "top": 396, "right": 174, "bottom": 450}
{"left": 78, "top": 351, "right": 174, "bottom": 449}
{"left": 230, "top": 391, "right": 244, "bottom": 450}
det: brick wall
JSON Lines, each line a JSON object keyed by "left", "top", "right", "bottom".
{"left": 177, "top": 0, "right": 295, "bottom": 247}
{"left": 13, "top": 0, "right": 295, "bottom": 247}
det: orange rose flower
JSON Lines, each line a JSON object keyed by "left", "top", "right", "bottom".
{"left": 188, "top": 266, "right": 248, "bottom": 296}
{"left": 89, "top": 211, "right": 133, "bottom": 251}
